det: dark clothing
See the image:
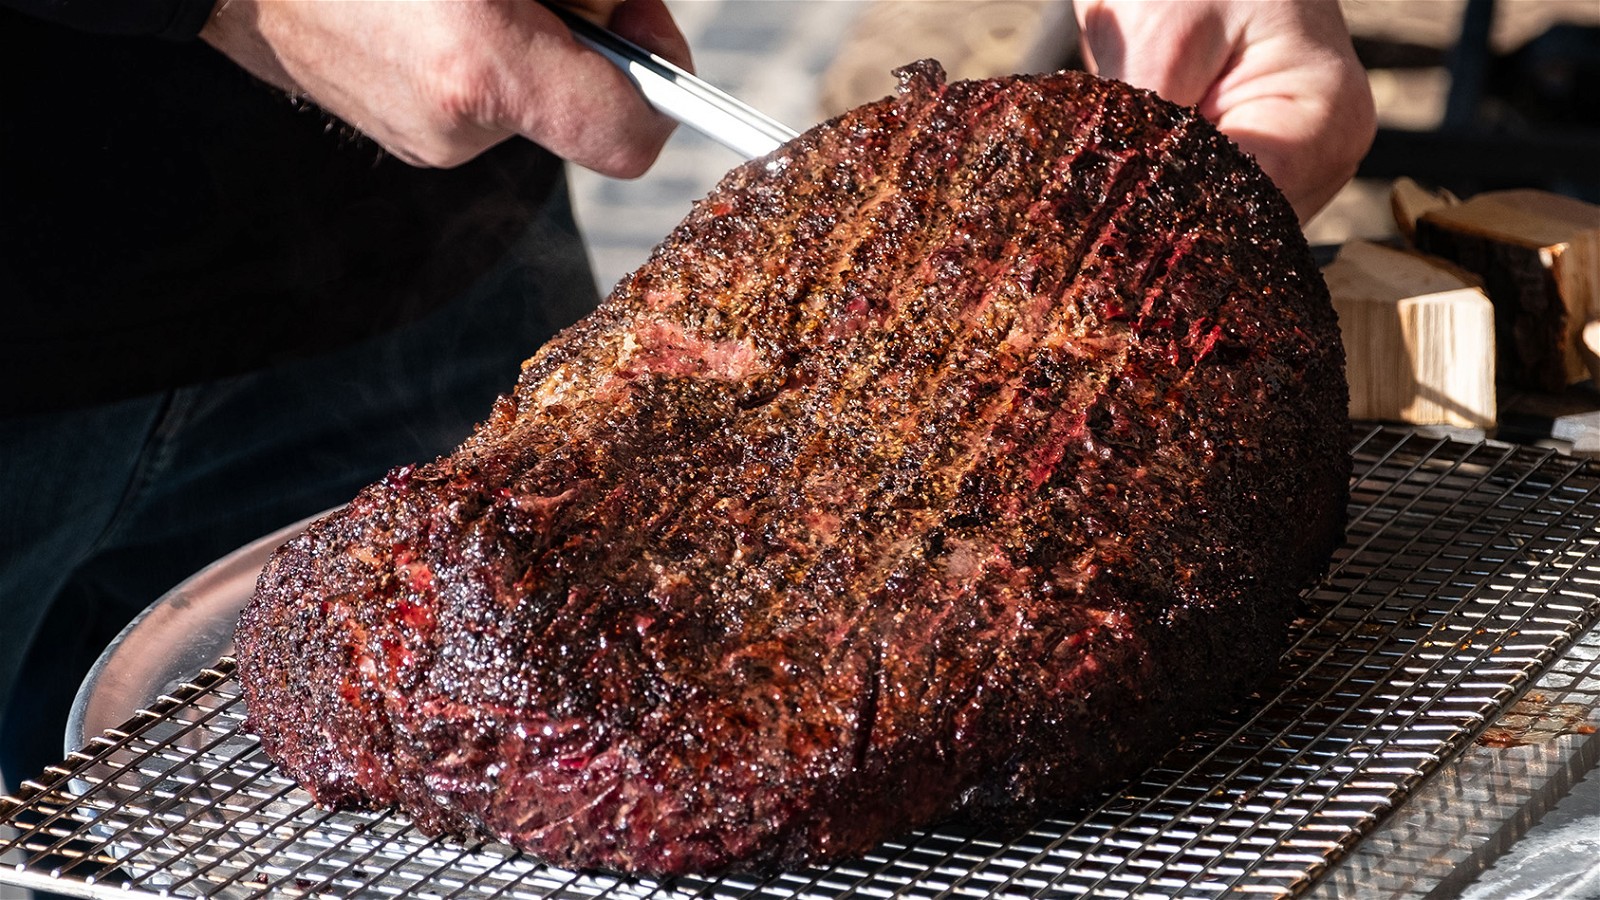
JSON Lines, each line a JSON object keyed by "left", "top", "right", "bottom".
{"left": 1, "top": 4, "right": 570, "bottom": 414}
{"left": 0, "top": 2, "right": 602, "bottom": 792}
{"left": 2, "top": 0, "right": 216, "bottom": 39}
{"left": 0, "top": 181, "right": 600, "bottom": 786}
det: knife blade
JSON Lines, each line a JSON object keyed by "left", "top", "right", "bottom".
{"left": 540, "top": 3, "right": 800, "bottom": 159}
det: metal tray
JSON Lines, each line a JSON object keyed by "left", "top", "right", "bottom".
{"left": 64, "top": 513, "right": 325, "bottom": 760}
{"left": 5, "top": 425, "right": 1600, "bottom": 899}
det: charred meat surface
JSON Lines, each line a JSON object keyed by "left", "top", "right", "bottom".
{"left": 236, "top": 62, "right": 1349, "bottom": 877}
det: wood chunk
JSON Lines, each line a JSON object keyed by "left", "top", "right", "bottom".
{"left": 1390, "top": 177, "right": 1459, "bottom": 245}
{"left": 1583, "top": 321, "right": 1600, "bottom": 387}
{"left": 1325, "top": 240, "right": 1496, "bottom": 428}
{"left": 1414, "top": 190, "right": 1600, "bottom": 391}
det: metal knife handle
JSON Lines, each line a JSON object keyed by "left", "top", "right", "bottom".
{"left": 542, "top": 4, "right": 799, "bottom": 159}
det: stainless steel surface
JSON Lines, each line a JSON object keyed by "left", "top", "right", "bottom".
{"left": 1307, "top": 624, "right": 1600, "bottom": 898}
{"left": 62, "top": 513, "right": 326, "bottom": 768}
{"left": 544, "top": 3, "right": 799, "bottom": 159}
{"left": 4, "top": 425, "right": 1600, "bottom": 899}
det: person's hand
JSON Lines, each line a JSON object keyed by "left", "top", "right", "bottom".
{"left": 200, "top": 0, "right": 691, "bottom": 177}
{"left": 1074, "top": 0, "right": 1375, "bottom": 222}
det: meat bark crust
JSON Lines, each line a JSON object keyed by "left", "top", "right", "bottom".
{"left": 236, "top": 62, "right": 1349, "bottom": 877}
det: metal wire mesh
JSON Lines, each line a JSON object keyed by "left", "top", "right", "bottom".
{"left": 1307, "top": 621, "right": 1600, "bottom": 898}
{"left": 3, "top": 426, "right": 1599, "bottom": 900}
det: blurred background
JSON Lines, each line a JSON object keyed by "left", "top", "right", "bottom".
{"left": 569, "top": 0, "right": 1600, "bottom": 293}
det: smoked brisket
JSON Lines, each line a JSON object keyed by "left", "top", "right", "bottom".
{"left": 236, "top": 62, "right": 1349, "bottom": 877}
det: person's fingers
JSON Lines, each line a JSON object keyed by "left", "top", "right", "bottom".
{"left": 1198, "top": 3, "right": 1375, "bottom": 220}
{"left": 500, "top": 0, "right": 691, "bottom": 175}
{"left": 201, "top": 0, "right": 685, "bottom": 176}
{"left": 548, "top": 0, "right": 627, "bottom": 27}
{"left": 1074, "top": 0, "right": 1374, "bottom": 222}
{"left": 201, "top": 0, "right": 513, "bottom": 168}
{"left": 1210, "top": 104, "right": 1352, "bottom": 221}
{"left": 1203, "top": 63, "right": 1374, "bottom": 220}
{"left": 494, "top": 3, "right": 681, "bottom": 177}
{"left": 1076, "top": 0, "right": 1233, "bottom": 108}
{"left": 607, "top": 0, "right": 693, "bottom": 73}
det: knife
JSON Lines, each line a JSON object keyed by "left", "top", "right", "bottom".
{"left": 540, "top": 3, "right": 800, "bottom": 159}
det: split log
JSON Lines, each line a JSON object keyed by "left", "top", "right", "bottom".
{"left": 1390, "top": 177, "right": 1459, "bottom": 245}
{"left": 1414, "top": 190, "right": 1600, "bottom": 391}
{"left": 1325, "top": 240, "right": 1496, "bottom": 428}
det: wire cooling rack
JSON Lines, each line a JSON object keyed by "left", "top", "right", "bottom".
{"left": 3, "top": 426, "right": 1599, "bottom": 899}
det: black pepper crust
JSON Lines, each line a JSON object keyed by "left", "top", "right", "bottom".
{"left": 236, "top": 62, "right": 1349, "bottom": 877}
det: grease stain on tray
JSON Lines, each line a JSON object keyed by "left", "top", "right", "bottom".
{"left": 1477, "top": 692, "right": 1598, "bottom": 748}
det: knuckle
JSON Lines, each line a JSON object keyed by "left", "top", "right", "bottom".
{"left": 528, "top": 107, "right": 668, "bottom": 178}
{"left": 600, "top": 141, "right": 664, "bottom": 179}
{"left": 421, "top": 50, "right": 500, "bottom": 129}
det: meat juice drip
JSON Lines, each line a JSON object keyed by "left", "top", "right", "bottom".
{"left": 1478, "top": 692, "right": 1599, "bottom": 749}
